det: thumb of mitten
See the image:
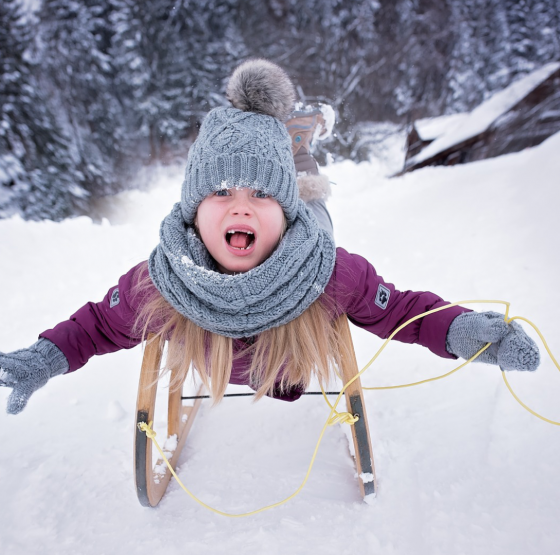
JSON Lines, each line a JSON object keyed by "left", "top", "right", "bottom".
{"left": 497, "top": 321, "right": 540, "bottom": 371}
{"left": 7, "top": 382, "right": 40, "bottom": 415}
{"left": 1, "top": 357, "right": 50, "bottom": 415}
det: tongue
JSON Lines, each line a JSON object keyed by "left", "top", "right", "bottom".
{"left": 229, "top": 232, "right": 251, "bottom": 249}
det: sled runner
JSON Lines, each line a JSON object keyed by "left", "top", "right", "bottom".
{"left": 134, "top": 314, "right": 376, "bottom": 508}
{"left": 335, "top": 314, "right": 377, "bottom": 499}
{"left": 134, "top": 340, "right": 204, "bottom": 507}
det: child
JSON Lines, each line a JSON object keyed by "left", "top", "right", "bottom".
{"left": 0, "top": 59, "right": 540, "bottom": 415}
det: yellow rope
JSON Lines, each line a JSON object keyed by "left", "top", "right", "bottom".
{"left": 138, "top": 299, "right": 559, "bottom": 516}
{"left": 500, "top": 314, "right": 560, "bottom": 426}
{"left": 361, "top": 300, "right": 511, "bottom": 391}
{"left": 138, "top": 396, "right": 351, "bottom": 517}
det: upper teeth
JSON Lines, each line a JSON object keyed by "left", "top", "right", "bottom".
{"left": 227, "top": 230, "right": 254, "bottom": 235}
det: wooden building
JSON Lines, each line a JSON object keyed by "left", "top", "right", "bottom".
{"left": 403, "top": 62, "right": 560, "bottom": 173}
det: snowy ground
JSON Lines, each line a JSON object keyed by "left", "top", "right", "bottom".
{"left": 1, "top": 133, "right": 559, "bottom": 555}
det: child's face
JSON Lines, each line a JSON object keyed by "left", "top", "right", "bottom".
{"left": 196, "top": 187, "right": 286, "bottom": 274}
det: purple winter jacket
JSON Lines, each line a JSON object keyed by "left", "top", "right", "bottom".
{"left": 39, "top": 247, "right": 468, "bottom": 401}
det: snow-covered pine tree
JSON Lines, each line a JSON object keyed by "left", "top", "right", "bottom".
{"left": 503, "top": 0, "right": 560, "bottom": 77}
{"left": 37, "top": 0, "right": 122, "bottom": 201}
{"left": 389, "top": 0, "right": 454, "bottom": 118}
{"left": 531, "top": 0, "right": 560, "bottom": 62}
{"left": 0, "top": 0, "right": 30, "bottom": 213}
{"left": 446, "top": 0, "right": 501, "bottom": 112}
{"left": 0, "top": 0, "right": 85, "bottom": 220}
{"left": 447, "top": 0, "right": 560, "bottom": 114}
{"left": 110, "top": 0, "right": 245, "bottom": 166}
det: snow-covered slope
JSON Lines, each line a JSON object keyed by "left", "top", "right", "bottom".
{"left": 1, "top": 133, "right": 559, "bottom": 555}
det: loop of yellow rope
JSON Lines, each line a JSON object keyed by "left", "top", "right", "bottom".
{"left": 138, "top": 299, "right": 559, "bottom": 516}
{"left": 327, "top": 412, "right": 359, "bottom": 426}
{"left": 318, "top": 383, "right": 358, "bottom": 424}
{"left": 138, "top": 421, "right": 156, "bottom": 439}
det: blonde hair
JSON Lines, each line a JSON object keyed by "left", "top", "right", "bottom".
{"left": 132, "top": 264, "right": 346, "bottom": 402}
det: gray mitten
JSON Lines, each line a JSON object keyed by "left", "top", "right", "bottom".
{"left": 0, "top": 338, "right": 69, "bottom": 414}
{"left": 446, "top": 311, "right": 540, "bottom": 371}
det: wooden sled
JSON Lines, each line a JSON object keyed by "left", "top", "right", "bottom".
{"left": 134, "top": 314, "right": 376, "bottom": 507}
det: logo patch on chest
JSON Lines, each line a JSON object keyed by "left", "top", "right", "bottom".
{"left": 374, "top": 284, "right": 390, "bottom": 310}
{"left": 110, "top": 288, "right": 120, "bottom": 308}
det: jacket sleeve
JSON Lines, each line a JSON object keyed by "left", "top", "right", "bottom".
{"left": 329, "top": 248, "right": 470, "bottom": 359}
{"left": 39, "top": 262, "right": 150, "bottom": 373}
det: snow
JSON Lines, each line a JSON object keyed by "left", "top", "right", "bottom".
{"left": 359, "top": 472, "right": 375, "bottom": 484}
{"left": 163, "top": 434, "right": 179, "bottom": 454}
{"left": 292, "top": 102, "right": 335, "bottom": 143}
{"left": 414, "top": 113, "right": 468, "bottom": 141}
{"left": 318, "top": 103, "right": 336, "bottom": 141}
{"left": 408, "top": 62, "right": 560, "bottom": 166}
{"left": 1, "top": 132, "right": 560, "bottom": 554}
{"left": 16, "top": 0, "right": 41, "bottom": 18}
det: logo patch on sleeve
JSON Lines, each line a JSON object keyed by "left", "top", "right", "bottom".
{"left": 110, "top": 288, "right": 120, "bottom": 308}
{"left": 374, "top": 284, "right": 390, "bottom": 310}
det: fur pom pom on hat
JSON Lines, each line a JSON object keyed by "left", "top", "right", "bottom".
{"left": 226, "top": 59, "right": 296, "bottom": 121}
{"left": 181, "top": 59, "right": 299, "bottom": 224}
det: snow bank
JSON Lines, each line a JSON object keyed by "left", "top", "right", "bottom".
{"left": 414, "top": 112, "right": 468, "bottom": 141}
{"left": 1, "top": 134, "right": 560, "bottom": 554}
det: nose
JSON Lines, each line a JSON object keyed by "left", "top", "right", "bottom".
{"left": 229, "top": 189, "right": 253, "bottom": 216}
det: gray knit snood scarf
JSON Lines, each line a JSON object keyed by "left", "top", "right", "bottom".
{"left": 149, "top": 200, "right": 336, "bottom": 338}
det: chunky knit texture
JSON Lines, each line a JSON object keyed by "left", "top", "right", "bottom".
{"left": 149, "top": 201, "right": 336, "bottom": 337}
{"left": 180, "top": 106, "right": 299, "bottom": 224}
{"left": 446, "top": 311, "right": 540, "bottom": 371}
{"left": 0, "top": 338, "right": 69, "bottom": 414}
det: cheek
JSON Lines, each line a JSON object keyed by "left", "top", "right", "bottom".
{"left": 273, "top": 205, "right": 286, "bottom": 234}
{"left": 196, "top": 198, "right": 212, "bottom": 223}
{"left": 195, "top": 202, "right": 221, "bottom": 246}
{"left": 263, "top": 206, "right": 286, "bottom": 246}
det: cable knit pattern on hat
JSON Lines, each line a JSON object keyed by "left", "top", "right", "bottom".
{"left": 181, "top": 107, "right": 299, "bottom": 224}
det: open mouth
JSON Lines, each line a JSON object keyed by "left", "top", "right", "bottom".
{"left": 225, "top": 229, "right": 255, "bottom": 250}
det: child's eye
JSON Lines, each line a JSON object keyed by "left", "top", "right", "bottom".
{"left": 253, "top": 190, "right": 269, "bottom": 199}
{"left": 214, "top": 190, "right": 230, "bottom": 197}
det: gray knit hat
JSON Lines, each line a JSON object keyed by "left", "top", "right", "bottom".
{"left": 181, "top": 59, "right": 299, "bottom": 224}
